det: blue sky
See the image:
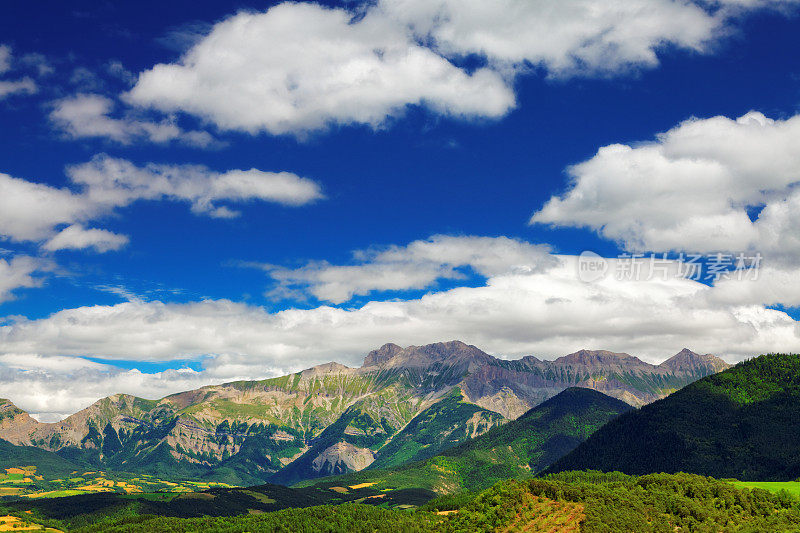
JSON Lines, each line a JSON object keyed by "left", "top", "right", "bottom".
{"left": 2, "top": 0, "right": 800, "bottom": 418}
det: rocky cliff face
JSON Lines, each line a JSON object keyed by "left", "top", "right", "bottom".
{"left": 0, "top": 342, "right": 728, "bottom": 485}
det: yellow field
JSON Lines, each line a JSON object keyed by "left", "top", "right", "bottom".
{"left": 0, "top": 515, "right": 63, "bottom": 532}
{"left": 348, "top": 482, "right": 376, "bottom": 490}
{"left": 0, "top": 466, "right": 232, "bottom": 500}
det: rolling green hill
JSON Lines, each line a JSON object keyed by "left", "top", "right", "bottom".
{"left": 548, "top": 353, "right": 800, "bottom": 480}
{"left": 302, "top": 387, "right": 633, "bottom": 493}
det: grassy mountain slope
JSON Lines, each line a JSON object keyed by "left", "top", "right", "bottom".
{"left": 0, "top": 438, "right": 79, "bottom": 476}
{"left": 548, "top": 353, "right": 800, "bottom": 480}
{"left": 302, "top": 387, "right": 633, "bottom": 493}
{"left": 367, "top": 388, "right": 506, "bottom": 470}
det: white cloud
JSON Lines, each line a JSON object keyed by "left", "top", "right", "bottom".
{"left": 68, "top": 154, "right": 325, "bottom": 217}
{"left": 0, "top": 357, "right": 220, "bottom": 420}
{"left": 715, "top": 0, "right": 800, "bottom": 9}
{"left": 0, "top": 45, "right": 39, "bottom": 100}
{"left": 50, "top": 94, "right": 216, "bottom": 147}
{"left": 708, "top": 264, "right": 800, "bottom": 307}
{"left": 2, "top": 237, "right": 799, "bottom": 415}
{"left": 262, "top": 235, "right": 556, "bottom": 303}
{"left": 0, "top": 254, "right": 796, "bottom": 366}
{"left": 0, "top": 172, "right": 96, "bottom": 243}
{"left": 0, "top": 157, "right": 322, "bottom": 251}
{"left": 125, "top": 2, "right": 516, "bottom": 135}
{"left": 125, "top": 0, "right": 799, "bottom": 136}
{"left": 531, "top": 111, "right": 800, "bottom": 256}
{"left": 43, "top": 225, "right": 129, "bottom": 253}
{"left": 0, "top": 256, "right": 43, "bottom": 303}
{"left": 0, "top": 78, "right": 37, "bottom": 100}
{"left": 378, "top": 0, "right": 719, "bottom": 76}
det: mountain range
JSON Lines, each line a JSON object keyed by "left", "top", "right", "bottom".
{"left": 0, "top": 341, "right": 728, "bottom": 485}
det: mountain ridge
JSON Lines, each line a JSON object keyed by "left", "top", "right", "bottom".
{"left": 0, "top": 342, "right": 728, "bottom": 485}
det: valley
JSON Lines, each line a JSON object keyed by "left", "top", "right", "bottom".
{"left": 10, "top": 345, "right": 800, "bottom": 533}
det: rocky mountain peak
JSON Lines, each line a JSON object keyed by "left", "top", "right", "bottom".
{"left": 0, "top": 398, "right": 41, "bottom": 437}
{"left": 555, "top": 349, "right": 644, "bottom": 367}
{"left": 302, "top": 362, "right": 352, "bottom": 377}
{"left": 364, "top": 341, "right": 494, "bottom": 372}
{"left": 0, "top": 398, "right": 28, "bottom": 419}
{"left": 362, "top": 343, "right": 403, "bottom": 367}
{"left": 660, "top": 349, "right": 729, "bottom": 373}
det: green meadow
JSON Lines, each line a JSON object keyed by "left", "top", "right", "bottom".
{"left": 730, "top": 481, "right": 800, "bottom": 499}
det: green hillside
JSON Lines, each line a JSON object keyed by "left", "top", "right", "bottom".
{"left": 432, "top": 472, "right": 800, "bottom": 532}
{"left": 548, "top": 353, "right": 800, "bottom": 480}
{"left": 0, "top": 438, "right": 80, "bottom": 476}
{"left": 302, "top": 387, "right": 633, "bottom": 493}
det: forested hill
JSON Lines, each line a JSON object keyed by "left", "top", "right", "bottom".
{"left": 548, "top": 353, "right": 800, "bottom": 480}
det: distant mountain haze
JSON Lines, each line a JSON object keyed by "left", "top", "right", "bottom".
{"left": 0, "top": 341, "right": 728, "bottom": 485}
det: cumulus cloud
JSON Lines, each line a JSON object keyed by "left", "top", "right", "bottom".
{"left": 707, "top": 264, "right": 800, "bottom": 307}
{"left": 378, "top": 0, "right": 718, "bottom": 75}
{"left": 0, "top": 172, "right": 95, "bottom": 243}
{"left": 42, "top": 225, "right": 129, "bottom": 253}
{"left": 0, "top": 255, "right": 797, "bottom": 363}
{"left": 530, "top": 110, "right": 800, "bottom": 309}
{"left": 0, "top": 157, "right": 322, "bottom": 251}
{"left": 531, "top": 111, "right": 800, "bottom": 256}
{"left": 0, "top": 356, "right": 218, "bottom": 420}
{"left": 0, "top": 256, "right": 43, "bottom": 303}
{"left": 125, "top": 2, "right": 516, "bottom": 135}
{"left": 261, "top": 235, "right": 557, "bottom": 303}
{"left": 125, "top": 0, "right": 799, "bottom": 136}
{"left": 50, "top": 94, "right": 216, "bottom": 147}
{"left": 2, "top": 239, "right": 800, "bottom": 415}
{"left": 127, "top": 2, "right": 517, "bottom": 135}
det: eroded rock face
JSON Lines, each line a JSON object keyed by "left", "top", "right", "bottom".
{"left": 311, "top": 442, "right": 376, "bottom": 475}
{"left": 0, "top": 343, "right": 728, "bottom": 484}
